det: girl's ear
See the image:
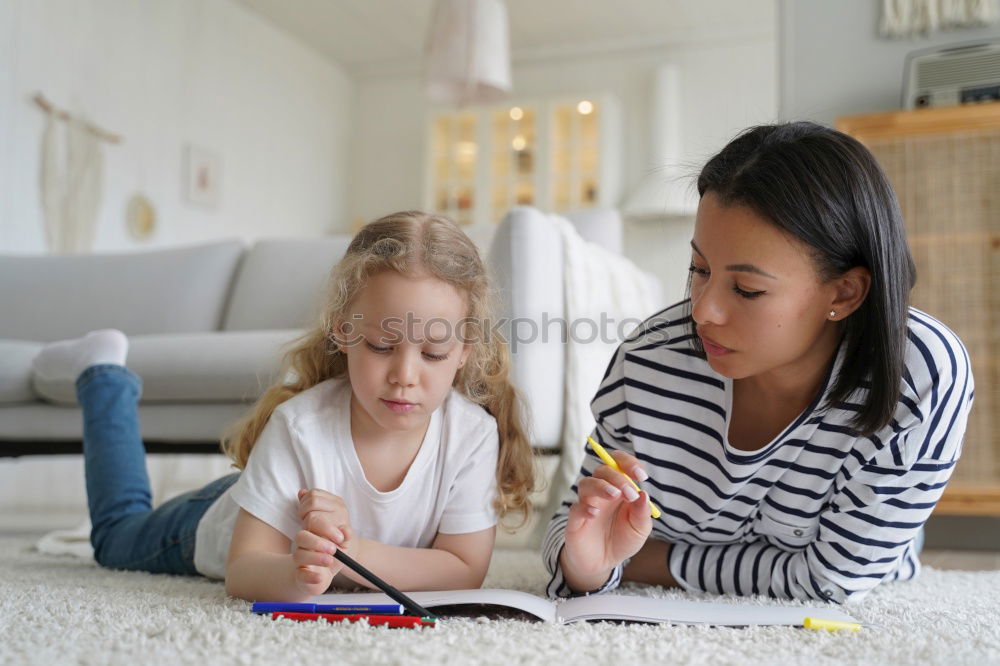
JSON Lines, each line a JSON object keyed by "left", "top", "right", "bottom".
{"left": 457, "top": 345, "right": 471, "bottom": 369}
{"left": 829, "top": 266, "right": 871, "bottom": 319}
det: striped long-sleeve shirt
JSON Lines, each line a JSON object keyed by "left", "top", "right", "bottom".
{"left": 543, "top": 301, "right": 974, "bottom": 603}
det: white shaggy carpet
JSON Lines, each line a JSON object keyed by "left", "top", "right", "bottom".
{"left": 1, "top": 535, "right": 998, "bottom": 666}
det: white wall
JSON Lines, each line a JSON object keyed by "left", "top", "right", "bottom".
{"left": 350, "top": 27, "right": 779, "bottom": 305}
{"left": 779, "top": 0, "right": 1000, "bottom": 125}
{"left": 0, "top": 0, "right": 355, "bottom": 254}
{"left": 0, "top": 0, "right": 355, "bottom": 527}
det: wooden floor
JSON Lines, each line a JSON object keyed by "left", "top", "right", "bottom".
{"left": 920, "top": 549, "right": 1000, "bottom": 571}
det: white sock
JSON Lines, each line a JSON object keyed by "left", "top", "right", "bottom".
{"left": 32, "top": 329, "right": 129, "bottom": 383}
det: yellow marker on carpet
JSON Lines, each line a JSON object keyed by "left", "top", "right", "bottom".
{"left": 802, "top": 617, "right": 862, "bottom": 632}
{"left": 587, "top": 437, "right": 661, "bottom": 519}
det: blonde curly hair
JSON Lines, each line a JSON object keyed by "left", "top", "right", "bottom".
{"left": 222, "top": 211, "right": 536, "bottom": 528}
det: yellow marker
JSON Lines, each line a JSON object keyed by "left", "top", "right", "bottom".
{"left": 802, "top": 617, "right": 862, "bottom": 632}
{"left": 587, "top": 437, "right": 661, "bottom": 519}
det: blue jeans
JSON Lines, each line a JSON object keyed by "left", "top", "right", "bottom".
{"left": 78, "top": 365, "right": 239, "bottom": 575}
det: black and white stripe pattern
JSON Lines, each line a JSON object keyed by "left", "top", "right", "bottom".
{"left": 543, "top": 301, "right": 974, "bottom": 603}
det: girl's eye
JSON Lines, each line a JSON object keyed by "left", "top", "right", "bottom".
{"left": 687, "top": 263, "right": 710, "bottom": 277}
{"left": 366, "top": 342, "right": 391, "bottom": 353}
{"left": 733, "top": 285, "right": 766, "bottom": 299}
{"left": 423, "top": 352, "right": 449, "bottom": 362}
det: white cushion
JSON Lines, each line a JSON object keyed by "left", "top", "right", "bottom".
{"left": 0, "top": 340, "right": 43, "bottom": 403}
{"left": 33, "top": 330, "right": 301, "bottom": 405}
{"left": 0, "top": 240, "right": 245, "bottom": 341}
{"left": 0, "top": 402, "right": 251, "bottom": 443}
{"left": 223, "top": 236, "right": 353, "bottom": 331}
{"left": 488, "top": 207, "right": 566, "bottom": 449}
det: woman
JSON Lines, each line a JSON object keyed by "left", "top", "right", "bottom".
{"left": 543, "top": 122, "right": 974, "bottom": 603}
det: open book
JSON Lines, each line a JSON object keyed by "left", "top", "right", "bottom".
{"left": 310, "top": 588, "right": 861, "bottom": 627}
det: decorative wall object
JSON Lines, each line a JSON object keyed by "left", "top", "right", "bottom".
{"left": 34, "top": 93, "right": 121, "bottom": 254}
{"left": 880, "top": 0, "right": 1000, "bottom": 37}
{"left": 184, "top": 144, "right": 221, "bottom": 208}
{"left": 125, "top": 194, "right": 156, "bottom": 241}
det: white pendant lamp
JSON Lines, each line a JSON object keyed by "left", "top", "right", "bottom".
{"left": 425, "top": 0, "right": 512, "bottom": 106}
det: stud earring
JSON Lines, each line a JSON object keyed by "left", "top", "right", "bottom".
{"left": 829, "top": 310, "right": 836, "bottom": 319}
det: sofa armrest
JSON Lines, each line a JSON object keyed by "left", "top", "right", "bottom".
{"left": 488, "top": 207, "right": 566, "bottom": 450}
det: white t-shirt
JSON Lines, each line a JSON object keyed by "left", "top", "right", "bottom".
{"left": 193, "top": 378, "right": 500, "bottom": 579}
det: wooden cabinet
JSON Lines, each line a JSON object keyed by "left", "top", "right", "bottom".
{"left": 837, "top": 104, "right": 1000, "bottom": 516}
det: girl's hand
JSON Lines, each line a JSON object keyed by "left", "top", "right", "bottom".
{"left": 291, "top": 528, "right": 341, "bottom": 595}
{"left": 298, "top": 488, "right": 354, "bottom": 548}
{"left": 292, "top": 488, "right": 354, "bottom": 593}
{"left": 560, "top": 450, "right": 653, "bottom": 591}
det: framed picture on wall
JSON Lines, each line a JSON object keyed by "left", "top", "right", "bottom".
{"left": 184, "top": 144, "right": 221, "bottom": 208}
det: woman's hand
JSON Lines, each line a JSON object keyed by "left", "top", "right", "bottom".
{"left": 560, "top": 450, "right": 653, "bottom": 592}
{"left": 291, "top": 488, "right": 354, "bottom": 595}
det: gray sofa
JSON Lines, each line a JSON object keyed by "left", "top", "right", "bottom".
{"left": 1, "top": 208, "right": 659, "bottom": 467}
{"left": 0, "top": 236, "right": 352, "bottom": 456}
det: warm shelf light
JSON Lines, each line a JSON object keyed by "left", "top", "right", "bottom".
{"left": 456, "top": 140, "right": 477, "bottom": 161}
{"left": 577, "top": 100, "right": 594, "bottom": 115}
{"left": 509, "top": 107, "right": 523, "bottom": 121}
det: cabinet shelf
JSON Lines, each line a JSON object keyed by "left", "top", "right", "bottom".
{"left": 424, "top": 95, "right": 621, "bottom": 237}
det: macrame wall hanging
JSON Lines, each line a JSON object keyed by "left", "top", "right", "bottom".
{"left": 33, "top": 93, "right": 122, "bottom": 254}
{"left": 880, "top": 0, "right": 1000, "bottom": 37}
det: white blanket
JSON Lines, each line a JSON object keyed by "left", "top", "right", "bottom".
{"left": 535, "top": 214, "right": 660, "bottom": 540}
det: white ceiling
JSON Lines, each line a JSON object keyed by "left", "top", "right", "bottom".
{"left": 237, "top": 0, "right": 775, "bottom": 75}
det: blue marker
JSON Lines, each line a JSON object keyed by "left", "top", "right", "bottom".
{"left": 251, "top": 602, "right": 404, "bottom": 615}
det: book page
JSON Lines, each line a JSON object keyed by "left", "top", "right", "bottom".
{"left": 310, "top": 588, "right": 558, "bottom": 622}
{"left": 557, "top": 594, "right": 861, "bottom": 626}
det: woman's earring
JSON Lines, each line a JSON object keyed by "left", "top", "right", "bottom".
{"left": 829, "top": 310, "right": 836, "bottom": 319}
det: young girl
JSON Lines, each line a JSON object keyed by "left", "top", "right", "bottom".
{"left": 33, "top": 211, "right": 535, "bottom": 602}
{"left": 544, "top": 122, "right": 974, "bottom": 604}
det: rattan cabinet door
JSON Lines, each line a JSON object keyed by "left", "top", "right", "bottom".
{"left": 839, "top": 104, "right": 1000, "bottom": 514}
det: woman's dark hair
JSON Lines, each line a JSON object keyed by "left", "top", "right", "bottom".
{"left": 693, "top": 121, "right": 916, "bottom": 436}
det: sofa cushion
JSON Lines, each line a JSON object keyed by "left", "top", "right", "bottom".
{"left": 0, "top": 340, "right": 43, "bottom": 403}
{"left": 0, "top": 240, "right": 245, "bottom": 342}
{"left": 222, "top": 236, "right": 353, "bottom": 332}
{"left": 33, "top": 330, "right": 301, "bottom": 405}
{"left": 0, "top": 402, "right": 251, "bottom": 442}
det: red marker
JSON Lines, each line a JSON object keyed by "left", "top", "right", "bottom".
{"left": 272, "top": 612, "right": 436, "bottom": 629}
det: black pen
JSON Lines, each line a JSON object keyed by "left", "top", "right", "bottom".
{"left": 333, "top": 549, "right": 436, "bottom": 619}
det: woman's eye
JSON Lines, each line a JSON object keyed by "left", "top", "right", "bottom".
{"left": 733, "top": 285, "right": 766, "bottom": 299}
{"left": 687, "top": 263, "right": 765, "bottom": 299}
{"left": 366, "top": 342, "right": 391, "bottom": 353}
{"left": 423, "top": 352, "right": 449, "bottom": 362}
